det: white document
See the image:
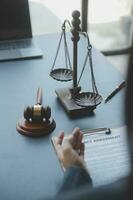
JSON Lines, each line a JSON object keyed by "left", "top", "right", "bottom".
{"left": 83, "top": 127, "right": 131, "bottom": 187}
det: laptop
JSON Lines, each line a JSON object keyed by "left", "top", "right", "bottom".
{"left": 0, "top": 0, "right": 43, "bottom": 61}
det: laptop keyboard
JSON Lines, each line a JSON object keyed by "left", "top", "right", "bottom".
{"left": 0, "top": 40, "right": 33, "bottom": 50}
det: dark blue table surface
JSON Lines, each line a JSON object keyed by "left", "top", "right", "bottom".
{"left": 0, "top": 33, "right": 125, "bottom": 199}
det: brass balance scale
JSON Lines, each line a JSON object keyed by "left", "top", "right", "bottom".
{"left": 50, "top": 10, "right": 103, "bottom": 117}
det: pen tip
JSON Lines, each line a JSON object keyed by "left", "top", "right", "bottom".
{"left": 104, "top": 98, "right": 107, "bottom": 103}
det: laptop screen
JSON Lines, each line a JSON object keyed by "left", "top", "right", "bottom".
{"left": 0, "top": 0, "right": 32, "bottom": 41}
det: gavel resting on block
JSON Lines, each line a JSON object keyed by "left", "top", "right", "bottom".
{"left": 16, "top": 88, "right": 56, "bottom": 137}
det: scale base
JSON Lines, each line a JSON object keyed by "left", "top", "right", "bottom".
{"left": 55, "top": 87, "right": 96, "bottom": 117}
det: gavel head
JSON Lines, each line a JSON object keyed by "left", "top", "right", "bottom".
{"left": 24, "top": 105, "right": 51, "bottom": 122}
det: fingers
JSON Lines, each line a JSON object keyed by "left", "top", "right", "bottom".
{"left": 53, "top": 132, "right": 64, "bottom": 161}
{"left": 55, "top": 128, "right": 84, "bottom": 153}
{"left": 79, "top": 143, "right": 85, "bottom": 157}
{"left": 61, "top": 127, "right": 81, "bottom": 149}
{"left": 72, "top": 128, "right": 83, "bottom": 150}
{"left": 77, "top": 132, "right": 83, "bottom": 150}
{"left": 56, "top": 131, "right": 64, "bottom": 145}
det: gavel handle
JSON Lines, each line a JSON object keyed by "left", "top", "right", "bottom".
{"left": 36, "top": 88, "right": 43, "bottom": 105}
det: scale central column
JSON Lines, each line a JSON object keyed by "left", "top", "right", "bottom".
{"left": 71, "top": 10, "right": 81, "bottom": 90}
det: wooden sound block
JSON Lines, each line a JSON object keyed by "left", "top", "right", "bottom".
{"left": 16, "top": 118, "right": 56, "bottom": 137}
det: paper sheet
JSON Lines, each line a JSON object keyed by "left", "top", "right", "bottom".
{"left": 83, "top": 126, "right": 131, "bottom": 187}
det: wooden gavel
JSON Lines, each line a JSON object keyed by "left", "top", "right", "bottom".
{"left": 24, "top": 88, "right": 51, "bottom": 122}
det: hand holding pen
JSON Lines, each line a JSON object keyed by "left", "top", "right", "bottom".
{"left": 105, "top": 80, "right": 126, "bottom": 103}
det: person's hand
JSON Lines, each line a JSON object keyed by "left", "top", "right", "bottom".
{"left": 54, "top": 127, "right": 86, "bottom": 170}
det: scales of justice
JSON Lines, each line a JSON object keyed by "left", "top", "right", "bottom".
{"left": 50, "top": 10, "right": 103, "bottom": 117}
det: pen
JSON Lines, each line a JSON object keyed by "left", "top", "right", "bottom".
{"left": 105, "top": 80, "right": 126, "bottom": 103}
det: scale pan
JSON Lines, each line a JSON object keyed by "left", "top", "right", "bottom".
{"left": 74, "top": 92, "right": 103, "bottom": 108}
{"left": 50, "top": 68, "right": 73, "bottom": 82}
